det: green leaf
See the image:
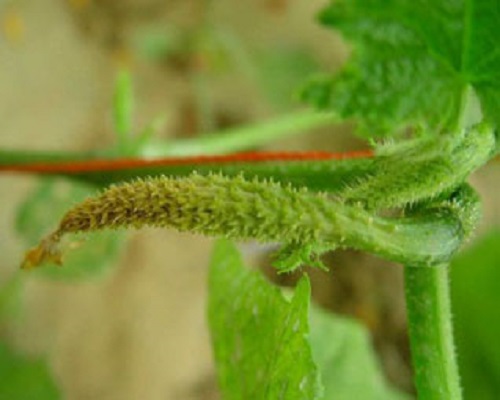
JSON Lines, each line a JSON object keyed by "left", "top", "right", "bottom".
{"left": 303, "top": 0, "right": 500, "bottom": 136}
{"left": 208, "top": 240, "right": 409, "bottom": 399}
{"left": 0, "top": 341, "right": 59, "bottom": 400}
{"left": 16, "top": 178, "right": 124, "bottom": 280}
{"left": 309, "top": 307, "right": 410, "bottom": 400}
{"left": 208, "top": 239, "right": 323, "bottom": 399}
{"left": 451, "top": 228, "right": 500, "bottom": 400}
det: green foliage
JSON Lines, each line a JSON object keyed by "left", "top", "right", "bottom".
{"left": 111, "top": 70, "right": 167, "bottom": 157}
{"left": 0, "top": 341, "right": 59, "bottom": 400}
{"left": 208, "top": 239, "right": 323, "bottom": 399}
{"left": 16, "top": 179, "right": 124, "bottom": 279}
{"left": 297, "top": 0, "right": 499, "bottom": 397}
{"left": 451, "top": 228, "right": 500, "bottom": 399}
{"left": 303, "top": 0, "right": 500, "bottom": 136}
{"left": 113, "top": 69, "right": 134, "bottom": 146}
{"left": 309, "top": 307, "right": 409, "bottom": 400}
{"left": 208, "top": 239, "right": 409, "bottom": 400}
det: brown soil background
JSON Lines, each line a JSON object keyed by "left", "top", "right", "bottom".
{"left": 1, "top": 1, "right": 499, "bottom": 399}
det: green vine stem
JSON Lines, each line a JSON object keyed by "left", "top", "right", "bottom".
{"left": 403, "top": 88, "right": 486, "bottom": 400}
{"left": 404, "top": 264, "right": 461, "bottom": 400}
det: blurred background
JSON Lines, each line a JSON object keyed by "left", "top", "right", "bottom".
{"left": 0, "top": 1, "right": 499, "bottom": 399}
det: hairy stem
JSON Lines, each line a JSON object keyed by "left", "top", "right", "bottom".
{"left": 404, "top": 264, "right": 461, "bottom": 400}
{"left": 20, "top": 174, "right": 471, "bottom": 271}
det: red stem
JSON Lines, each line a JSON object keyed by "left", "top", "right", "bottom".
{"left": 0, "top": 150, "right": 374, "bottom": 174}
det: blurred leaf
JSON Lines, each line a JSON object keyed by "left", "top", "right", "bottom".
{"left": 16, "top": 179, "right": 124, "bottom": 280}
{"left": 132, "top": 27, "right": 183, "bottom": 61}
{"left": 0, "top": 341, "right": 59, "bottom": 400}
{"left": 258, "top": 47, "right": 319, "bottom": 110}
{"left": 0, "top": 273, "right": 23, "bottom": 322}
{"left": 309, "top": 306, "right": 410, "bottom": 400}
{"left": 133, "top": 114, "right": 167, "bottom": 155}
{"left": 303, "top": 0, "right": 500, "bottom": 136}
{"left": 113, "top": 70, "right": 134, "bottom": 147}
{"left": 208, "top": 239, "right": 323, "bottom": 399}
{"left": 451, "top": 228, "right": 500, "bottom": 400}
